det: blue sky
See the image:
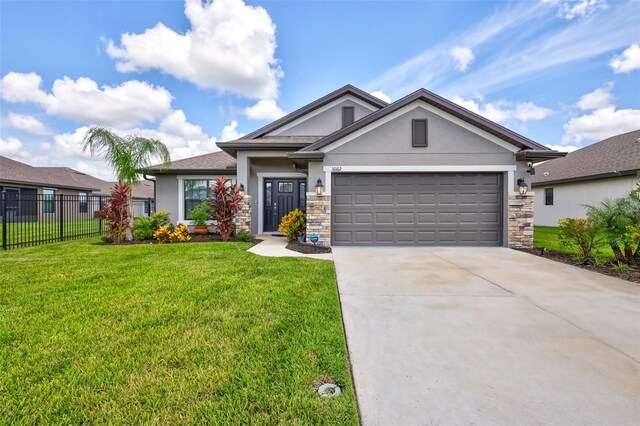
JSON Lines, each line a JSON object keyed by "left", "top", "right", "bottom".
{"left": 1, "top": 0, "right": 639, "bottom": 179}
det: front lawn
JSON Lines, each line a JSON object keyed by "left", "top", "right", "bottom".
{"left": 534, "top": 225, "right": 614, "bottom": 258}
{"left": 0, "top": 239, "right": 358, "bottom": 424}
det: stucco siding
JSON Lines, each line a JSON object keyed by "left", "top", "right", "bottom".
{"left": 155, "top": 174, "right": 179, "bottom": 223}
{"left": 272, "top": 99, "right": 376, "bottom": 137}
{"left": 324, "top": 105, "right": 515, "bottom": 167}
{"left": 534, "top": 176, "right": 639, "bottom": 226}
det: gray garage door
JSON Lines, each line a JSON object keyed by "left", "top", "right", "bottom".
{"left": 331, "top": 173, "right": 503, "bottom": 246}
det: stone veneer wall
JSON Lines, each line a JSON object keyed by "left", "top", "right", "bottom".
{"left": 306, "top": 194, "right": 331, "bottom": 246}
{"left": 508, "top": 194, "right": 533, "bottom": 248}
{"left": 235, "top": 195, "right": 252, "bottom": 233}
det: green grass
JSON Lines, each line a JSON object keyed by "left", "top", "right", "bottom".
{"left": 1, "top": 219, "right": 102, "bottom": 247}
{"left": 534, "top": 225, "right": 614, "bottom": 258}
{"left": 0, "top": 239, "right": 358, "bottom": 424}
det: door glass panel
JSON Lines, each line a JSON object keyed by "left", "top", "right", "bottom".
{"left": 278, "top": 182, "right": 293, "bottom": 193}
{"left": 265, "top": 182, "right": 272, "bottom": 204}
{"left": 299, "top": 182, "right": 306, "bottom": 209}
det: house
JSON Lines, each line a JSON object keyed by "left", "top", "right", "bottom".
{"left": 532, "top": 130, "right": 640, "bottom": 227}
{"left": 150, "top": 85, "right": 563, "bottom": 247}
{"left": 0, "top": 155, "right": 155, "bottom": 220}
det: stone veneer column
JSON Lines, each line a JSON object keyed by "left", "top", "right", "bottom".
{"left": 235, "top": 195, "right": 252, "bottom": 233}
{"left": 508, "top": 194, "right": 534, "bottom": 248}
{"left": 306, "top": 194, "right": 331, "bottom": 246}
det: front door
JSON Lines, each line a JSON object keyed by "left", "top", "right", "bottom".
{"left": 264, "top": 178, "right": 306, "bottom": 233}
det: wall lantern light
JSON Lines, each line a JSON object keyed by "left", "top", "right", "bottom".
{"left": 517, "top": 178, "right": 529, "bottom": 195}
{"left": 238, "top": 184, "right": 245, "bottom": 197}
{"left": 315, "top": 178, "right": 324, "bottom": 196}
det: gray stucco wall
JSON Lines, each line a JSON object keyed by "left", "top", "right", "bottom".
{"left": 324, "top": 105, "right": 515, "bottom": 166}
{"left": 271, "top": 99, "right": 376, "bottom": 137}
{"left": 155, "top": 174, "right": 179, "bottom": 223}
{"left": 533, "top": 175, "right": 639, "bottom": 226}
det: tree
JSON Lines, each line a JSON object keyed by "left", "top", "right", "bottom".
{"left": 82, "top": 127, "right": 170, "bottom": 241}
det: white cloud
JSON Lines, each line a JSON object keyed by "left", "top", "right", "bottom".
{"left": 576, "top": 82, "right": 614, "bottom": 110}
{"left": 450, "top": 47, "right": 475, "bottom": 71}
{"left": 1, "top": 72, "right": 172, "bottom": 128}
{"left": 610, "top": 42, "right": 640, "bottom": 73}
{"left": 220, "top": 120, "right": 244, "bottom": 141}
{"left": 370, "top": 91, "right": 391, "bottom": 103}
{"left": 5, "top": 112, "right": 51, "bottom": 135}
{"left": 563, "top": 106, "right": 640, "bottom": 143}
{"left": 106, "top": 0, "right": 283, "bottom": 102}
{"left": 452, "top": 95, "right": 552, "bottom": 123}
{"left": 243, "top": 99, "right": 286, "bottom": 121}
{"left": 0, "top": 136, "right": 24, "bottom": 157}
{"left": 544, "top": 143, "right": 582, "bottom": 152}
{"left": 557, "top": 0, "right": 607, "bottom": 20}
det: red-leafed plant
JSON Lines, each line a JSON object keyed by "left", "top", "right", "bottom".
{"left": 208, "top": 177, "right": 243, "bottom": 242}
{"left": 97, "top": 181, "right": 130, "bottom": 244}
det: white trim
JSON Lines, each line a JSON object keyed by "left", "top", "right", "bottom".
{"left": 320, "top": 101, "right": 521, "bottom": 154}
{"left": 268, "top": 95, "right": 379, "bottom": 136}
{"left": 322, "top": 165, "right": 517, "bottom": 172}
{"left": 256, "top": 172, "right": 307, "bottom": 234}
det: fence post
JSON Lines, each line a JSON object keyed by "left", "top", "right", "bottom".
{"left": 98, "top": 196, "right": 103, "bottom": 234}
{"left": 1, "top": 191, "right": 6, "bottom": 250}
{"left": 59, "top": 194, "right": 64, "bottom": 242}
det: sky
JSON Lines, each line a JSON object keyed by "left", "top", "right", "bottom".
{"left": 1, "top": 0, "right": 639, "bottom": 180}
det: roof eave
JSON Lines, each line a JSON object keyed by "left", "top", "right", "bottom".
{"left": 0, "top": 179, "right": 98, "bottom": 192}
{"left": 148, "top": 168, "right": 237, "bottom": 175}
{"left": 532, "top": 169, "right": 639, "bottom": 187}
{"left": 516, "top": 150, "right": 568, "bottom": 163}
{"left": 217, "top": 142, "right": 312, "bottom": 158}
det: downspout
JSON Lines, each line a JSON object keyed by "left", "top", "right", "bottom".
{"left": 143, "top": 174, "right": 156, "bottom": 213}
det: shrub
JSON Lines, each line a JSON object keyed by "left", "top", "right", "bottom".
{"left": 154, "top": 226, "right": 171, "bottom": 244}
{"left": 278, "top": 209, "right": 306, "bottom": 241}
{"left": 208, "top": 177, "right": 243, "bottom": 242}
{"left": 133, "top": 216, "right": 155, "bottom": 241}
{"left": 557, "top": 218, "right": 602, "bottom": 260}
{"left": 171, "top": 224, "right": 191, "bottom": 243}
{"left": 235, "top": 230, "right": 255, "bottom": 242}
{"left": 190, "top": 201, "right": 210, "bottom": 226}
{"left": 133, "top": 210, "right": 172, "bottom": 241}
{"left": 151, "top": 210, "right": 171, "bottom": 229}
{"left": 154, "top": 224, "right": 190, "bottom": 244}
{"left": 97, "top": 181, "right": 130, "bottom": 245}
{"left": 586, "top": 184, "right": 640, "bottom": 265}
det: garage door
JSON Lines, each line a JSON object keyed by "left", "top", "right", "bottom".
{"left": 331, "top": 173, "right": 503, "bottom": 246}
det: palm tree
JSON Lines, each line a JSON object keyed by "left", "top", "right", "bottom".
{"left": 82, "top": 127, "right": 170, "bottom": 241}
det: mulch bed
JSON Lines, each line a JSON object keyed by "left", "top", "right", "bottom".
{"left": 101, "top": 234, "right": 261, "bottom": 245}
{"left": 517, "top": 248, "right": 640, "bottom": 284}
{"left": 286, "top": 240, "right": 332, "bottom": 254}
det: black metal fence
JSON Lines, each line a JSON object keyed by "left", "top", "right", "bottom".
{"left": 1, "top": 192, "right": 154, "bottom": 250}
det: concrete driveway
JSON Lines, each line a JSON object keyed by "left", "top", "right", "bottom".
{"left": 333, "top": 247, "right": 640, "bottom": 426}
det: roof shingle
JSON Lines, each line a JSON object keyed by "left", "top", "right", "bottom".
{"left": 149, "top": 150, "right": 236, "bottom": 172}
{"left": 532, "top": 130, "right": 640, "bottom": 186}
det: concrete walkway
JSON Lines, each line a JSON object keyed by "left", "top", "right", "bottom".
{"left": 333, "top": 246, "right": 640, "bottom": 426}
{"left": 248, "top": 235, "right": 333, "bottom": 260}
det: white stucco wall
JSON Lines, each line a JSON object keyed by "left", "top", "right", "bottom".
{"left": 533, "top": 175, "right": 639, "bottom": 226}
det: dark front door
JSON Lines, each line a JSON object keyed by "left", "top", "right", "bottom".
{"left": 264, "top": 178, "right": 307, "bottom": 233}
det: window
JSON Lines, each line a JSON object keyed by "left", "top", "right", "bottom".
{"left": 43, "top": 188, "right": 55, "bottom": 213}
{"left": 278, "top": 182, "right": 293, "bottom": 193}
{"left": 342, "top": 106, "right": 355, "bottom": 128}
{"left": 412, "top": 119, "right": 428, "bottom": 147}
{"left": 79, "top": 192, "right": 88, "bottom": 213}
{"left": 545, "top": 188, "right": 554, "bottom": 206}
{"left": 184, "top": 179, "right": 213, "bottom": 219}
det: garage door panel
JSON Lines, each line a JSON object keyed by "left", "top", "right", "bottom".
{"left": 332, "top": 173, "right": 502, "bottom": 246}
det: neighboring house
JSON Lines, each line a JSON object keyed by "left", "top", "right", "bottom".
{"left": 532, "top": 130, "right": 640, "bottom": 227}
{"left": 0, "top": 155, "right": 155, "bottom": 220}
{"left": 150, "top": 85, "right": 563, "bottom": 247}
